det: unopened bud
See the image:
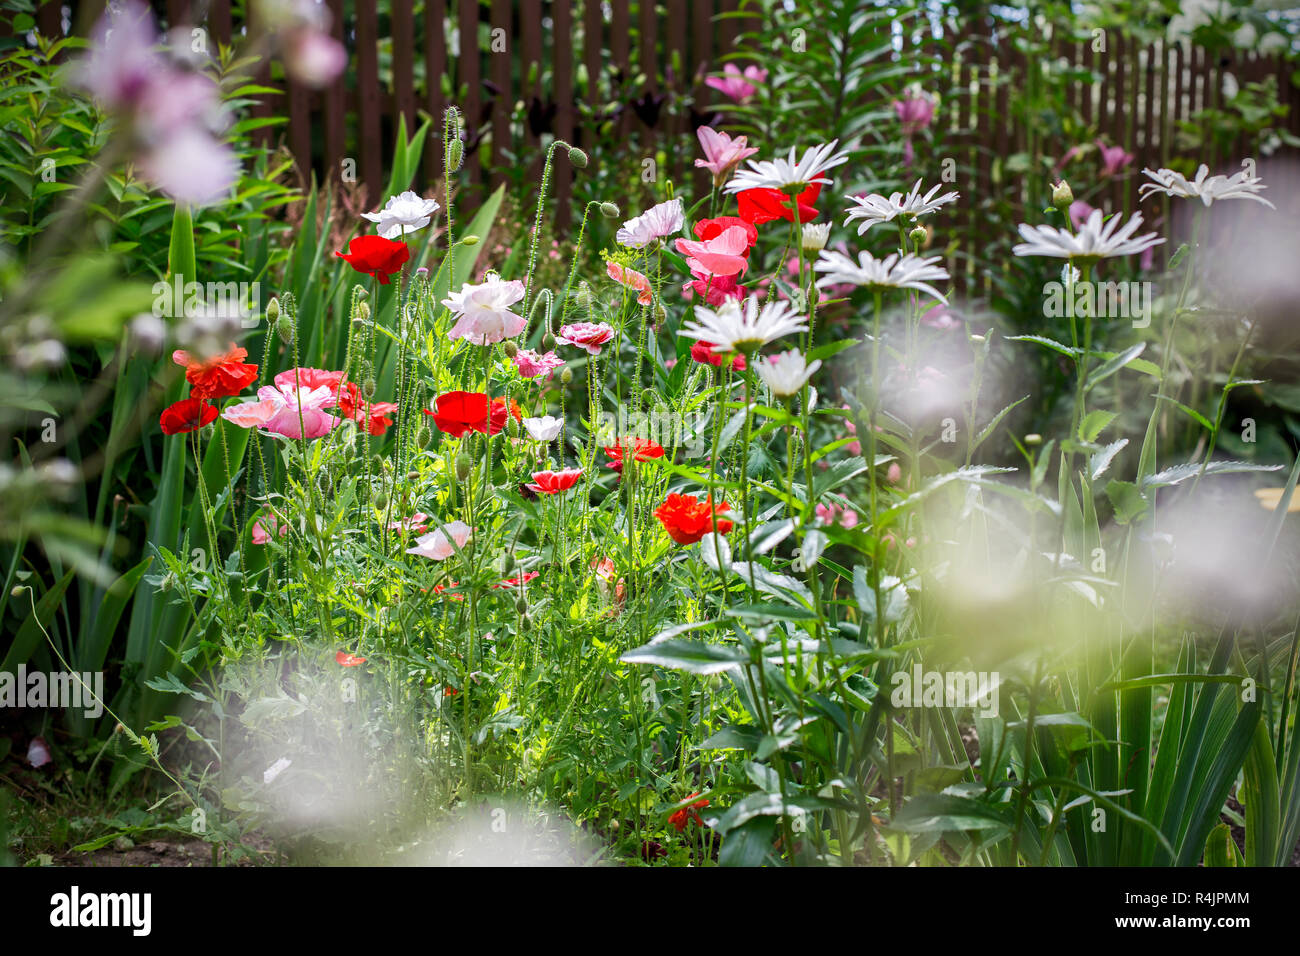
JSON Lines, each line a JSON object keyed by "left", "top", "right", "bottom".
{"left": 461, "top": 234, "right": 480, "bottom": 247}
{"left": 568, "top": 147, "right": 588, "bottom": 168}
{"left": 1024, "top": 433, "right": 1043, "bottom": 446}
{"left": 407, "top": 470, "right": 420, "bottom": 481}
{"left": 415, "top": 426, "right": 431, "bottom": 447}
{"left": 506, "top": 415, "right": 520, "bottom": 438}
{"left": 560, "top": 367, "right": 573, "bottom": 385}
{"left": 599, "top": 202, "right": 620, "bottom": 218}
{"left": 908, "top": 226, "right": 927, "bottom": 246}
{"left": 455, "top": 453, "right": 472, "bottom": 481}
{"left": 276, "top": 314, "right": 295, "bottom": 345}
{"left": 503, "top": 340, "right": 518, "bottom": 358}
{"left": 266, "top": 296, "right": 280, "bottom": 321}
{"left": 543, "top": 331, "right": 556, "bottom": 350}
{"left": 362, "top": 377, "right": 377, "bottom": 400}
{"left": 447, "top": 139, "right": 463, "bottom": 171}
{"left": 375, "top": 492, "right": 389, "bottom": 511}
{"left": 515, "top": 596, "right": 528, "bottom": 613}
{"left": 357, "top": 301, "right": 371, "bottom": 322}
{"left": 1052, "top": 179, "right": 1073, "bottom": 211}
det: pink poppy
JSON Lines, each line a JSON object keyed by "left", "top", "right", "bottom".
{"left": 556, "top": 322, "right": 617, "bottom": 356}
{"left": 674, "top": 226, "right": 751, "bottom": 279}
{"left": 607, "top": 261, "right": 654, "bottom": 306}
{"left": 515, "top": 348, "right": 564, "bottom": 379}
{"left": 252, "top": 510, "right": 289, "bottom": 544}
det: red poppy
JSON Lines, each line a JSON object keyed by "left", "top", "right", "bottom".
{"left": 444, "top": 686, "right": 459, "bottom": 697}
{"left": 668, "top": 793, "right": 710, "bottom": 832}
{"left": 424, "top": 392, "right": 520, "bottom": 436}
{"left": 160, "top": 397, "right": 217, "bottom": 435}
{"left": 604, "top": 437, "right": 666, "bottom": 473}
{"left": 653, "top": 493, "right": 733, "bottom": 545}
{"left": 430, "top": 580, "right": 465, "bottom": 602}
{"left": 335, "top": 235, "right": 410, "bottom": 284}
{"left": 336, "top": 380, "right": 397, "bottom": 435}
{"left": 526, "top": 468, "right": 584, "bottom": 495}
{"left": 336, "top": 650, "right": 367, "bottom": 667}
{"left": 694, "top": 216, "right": 758, "bottom": 254}
{"left": 737, "top": 183, "right": 821, "bottom": 225}
{"left": 172, "top": 345, "right": 259, "bottom": 400}
{"left": 690, "top": 340, "right": 746, "bottom": 371}
{"left": 488, "top": 397, "right": 523, "bottom": 434}
{"left": 492, "top": 571, "right": 540, "bottom": 589}
{"left": 682, "top": 271, "right": 747, "bottom": 307}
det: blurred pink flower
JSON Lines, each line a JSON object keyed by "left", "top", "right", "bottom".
{"left": 920, "top": 303, "right": 960, "bottom": 330}
{"left": 815, "top": 503, "right": 859, "bottom": 529}
{"left": 893, "top": 86, "right": 938, "bottom": 167}
{"left": 706, "top": 64, "right": 767, "bottom": 103}
{"left": 252, "top": 510, "right": 289, "bottom": 545}
{"left": 1068, "top": 199, "right": 1096, "bottom": 231}
{"left": 1096, "top": 140, "right": 1135, "bottom": 177}
{"left": 695, "top": 126, "right": 758, "bottom": 184}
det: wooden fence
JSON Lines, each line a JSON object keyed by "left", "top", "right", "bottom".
{"left": 22, "top": 2, "right": 1300, "bottom": 286}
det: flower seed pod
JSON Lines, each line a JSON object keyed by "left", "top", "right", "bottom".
{"left": 560, "top": 366, "right": 573, "bottom": 385}
{"left": 543, "top": 331, "right": 557, "bottom": 350}
{"left": 1052, "top": 179, "right": 1073, "bottom": 211}
{"left": 455, "top": 453, "right": 472, "bottom": 481}
{"left": 503, "top": 340, "right": 518, "bottom": 358}
{"left": 407, "top": 470, "right": 420, "bottom": 481}
{"left": 599, "top": 202, "right": 620, "bottom": 219}
{"left": 568, "top": 146, "right": 588, "bottom": 168}
{"left": 276, "top": 314, "right": 295, "bottom": 345}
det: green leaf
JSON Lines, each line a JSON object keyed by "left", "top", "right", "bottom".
{"left": 1079, "top": 409, "right": 1117, "bottom": 443}
{"left": 1085, "top": 343, "right": 1146, "bottom": 392}
{"left": 620, "top": 638, "right": 749, "bottom": 674}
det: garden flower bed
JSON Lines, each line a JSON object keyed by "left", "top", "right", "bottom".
{"left": 3, "top": 0, "right": 1300, "bottom": 885}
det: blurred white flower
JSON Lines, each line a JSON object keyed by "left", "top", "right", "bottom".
{"left": 363, "top": 190, "right": 441, "bottom": 238}
{"left": 843, "top": 180, "right": 959, "bottom": 235}
{"left": 724, "top": 140, "right": 849, "bottom": 193}
{"left": 1139, "top": 163, "right": 1275, "bottom": 208}
{"left": 263, "top": 757, "right": 292, "bottom": 784}
{"left": 814, "top": 250, "right": 950, "bottom": 304}
{"left": 755, "top": 349, "right": 821, "bottom": 397}
{"left": 800, "top": 222, "right": 831, "bottom": 252}
{"left": 1012, "top": 209, "right": 1164, "bottom": 262}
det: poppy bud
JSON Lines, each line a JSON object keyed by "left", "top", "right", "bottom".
{"left": 543, "top": 331, "right": 556, "bottom": 350}
{"left": 362, "top": 378, "right": 377, "bottom": 400}
{"left": 515, "top": 596, "right": 528, "bottom": 613}
{"left": 415, "top": 426, "right": 431, "bottom": 447}
{"left": 519, "top": 613, "right": 530, "bottom": 632}
{"left": 655, "top": 303, "right": 668, "bottom": 326}
{"left": 506, "top": 415, "right": 520, "bottom": 438}
{"left": 560, "top": 367, "right": 573, "bottom": 385}
{"left": 10, "top": 584, "right": 24, "bottom": 598}
{"left": 375, "top": 492, "right": 388, "bottom": 511}
{"left": 447, "top": 139, "right": 463, "bottom": 171}
{"left": 503, "top": 340, "right": 518, "bottom": 358}
{"left": 455, "top": 453, "right": 472, "bottom": 481}
{"left": 502, "top": 552, "right": 516, "bottom": 574}
{"left": 276, "top": 315, "right": 295, "bottom": 345}
{"left": 568, "top": 147, "right": 588, "bottom": 168}
{"left": 461, "top": 235, "right": 480, "bottom": 247}
{"left": 356, "top": 302, "right": 370, "bottom": 322}
{"left": 266, "top": 296, "right": 280, "bottom": 321}
{"left": 1052, "top": 179, "right": 1073, "bottom": 211}
{"left": 600, "top": 202, "right": 620, "bottom": 218}
{"left": 407, "top": 470, "right": 420, "bottom": 481}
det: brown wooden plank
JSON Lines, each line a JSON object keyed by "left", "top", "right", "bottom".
{"left": 611, "top": 0, "right": 630, "bottom": 137}
{"left": 489, "top": 0, "right": 511, "bottom": 186}
{"left": 393, "top": 0, "right": 417, "bottom": 146}
{"left": 458, "top": 0, "right": 482, "bottom": 204}
{"left": 666, "top": 0, "right": 689, "bottom": 182}
{"left": 554, "top": 0, "right": 575, "bottom": 228}
{"left": 323, "top": 0, "right": 346, "bottom": 188}
{"left": 287, "top": 78, "right": 313, "bottom": 180}
{"left": 692, "top": 0, "right": 713, "bottom": 84}
{"left": 1108, "top": 32, "right": 1126, "bottom": 213}
{"left": 424, "top": 0, "right": 449, "bottom": 183}
{"left": 584, "top": 0, "right": 603, "bottom": 108}
{"left": 35, "top": 2, "right": 60, "bottom": 37}
{"left": 165, "top": 1, "right": 191, "bottom": 27}
{"left": 210, "top": 0, "right": 232, "bottom": 47}
{"left": 521, "top": 0, "right": 542, "bottom": 174}
{"left": 356, "top": 0, "right": 384, "bottom": 204}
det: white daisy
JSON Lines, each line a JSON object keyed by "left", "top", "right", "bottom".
{"left": 843, "top": 180, "right": 960, "bottom": 235}
{"left": 755, "top": 349, "right": 822, "bottom": 397}
{"left": 678, "top": 297, "right": 808, "bottom": 355}
{"left": 362, "top": 190, "right": 441, "bottom": 238}
{"left": 723, "top": 140, "right": 850, "bottom": 194}
{"left": 616, "top": 198, "right": 685, "bottom": 248}
{"left": 1139, "top": 163, "right": 1275, "bottom": 208}
{"left": 1012, "top": 209, "right": 1165, "bottom": 262}
{"left": 814, "top": 250, "right": 950, "bottom": 304}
